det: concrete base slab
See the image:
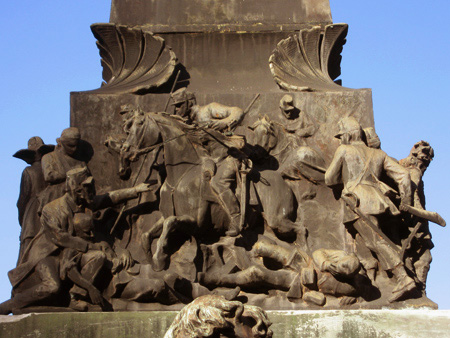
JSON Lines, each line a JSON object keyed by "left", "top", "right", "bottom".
{"left": 1, "top": 310, "right": 449, "bottom": 338}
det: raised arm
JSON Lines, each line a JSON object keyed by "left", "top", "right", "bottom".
{"left": 196, "top": 103, "right": 244, "bottom": 131}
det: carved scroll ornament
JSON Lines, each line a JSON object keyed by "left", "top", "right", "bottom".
{"left": 269, "top": 23, "right": 349, "bottom": 92}
{"left": 90, "top": 23, "right": 177, "bottom": 94}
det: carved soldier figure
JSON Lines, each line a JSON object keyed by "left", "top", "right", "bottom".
{"left": 0, "top": 168, "right": 152, "bottom": 314}
{"left": 399, "top": 141, "right": 435, "bottom": 291}
{"left": 171, "top": 88, "right": 248, "bottom": 236}
{"left": 325, "top": 117, "right": 415, "bottom": 302}
{"left": 13, "top": 137, "right": 54, "bottom": 264}
{"left": 199, "top": 236, "right": 363, "bottom": 306}
{"left": 39, "top": 127, "right": 88, "bottom": 212}
{"left": 278, "top": 94, "right": 316, "bottom": 144}
{"left": 171, "top": 88, "right": 245, "bottom": 132}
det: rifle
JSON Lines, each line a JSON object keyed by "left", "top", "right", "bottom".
{"left": 244, "top": 94, "right": 260, "bottom": 115}
{"left": 399, "top": 204, "right": 446, "bottom": 261}
{"left": 341, "top": 195, "right": 401, "bottom": 255}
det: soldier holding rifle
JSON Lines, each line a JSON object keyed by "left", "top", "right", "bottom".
{"left": 325, "top": 117, "right": 416, "bottom": 302}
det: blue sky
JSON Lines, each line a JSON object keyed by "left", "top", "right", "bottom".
{"left": 0, "top": 1, "right": 448, "bottom": 309}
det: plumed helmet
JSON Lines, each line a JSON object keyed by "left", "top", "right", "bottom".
{"left": 410, "top": 140, "right": 434, "bottom": 160}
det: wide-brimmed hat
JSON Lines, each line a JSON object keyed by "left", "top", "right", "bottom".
{"left": 279, "top": 95, "right": 295, "bottom": 111}
{"left": 13, "top": 136, "right": 55, "bottom": 164}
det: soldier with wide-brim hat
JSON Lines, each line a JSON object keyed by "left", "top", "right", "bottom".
{"left": 13, "top": 137, "right": 54, "bottom": 165}
{"left": 13, "top": 137, "right": 54, "bottom": 265}
{"left": 326, "top": 116, "right": 417, "bottom": 303}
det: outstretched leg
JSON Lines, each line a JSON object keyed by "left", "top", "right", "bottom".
{"left": 199, "top": 265, "right": 296, "bottom": 291}
{"left": 141, "top": 216, "right": 165, "bottom": 261}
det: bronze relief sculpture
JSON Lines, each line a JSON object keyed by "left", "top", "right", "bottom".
{"left": 0, "top": 0, "right": 445, "bottom": 316}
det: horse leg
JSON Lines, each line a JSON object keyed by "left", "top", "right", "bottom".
{"left": 152, "top": 215, "right": 196, "bottom": 272}
{"left": 141, "top": 216, "right": 165, "bottom": 261}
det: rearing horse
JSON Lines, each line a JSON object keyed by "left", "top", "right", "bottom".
{"left": 121, "top": 111, "right": 236, "bottom": 271}
{"left": 120, "top": 112, "right": 307, "bottom": 271}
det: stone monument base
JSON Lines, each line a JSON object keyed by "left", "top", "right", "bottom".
{"left": 1, "top": 310, "right": 449, "bottom": 337}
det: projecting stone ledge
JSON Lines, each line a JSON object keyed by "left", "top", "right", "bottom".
{"left": 1, "top": 310, "right": 449, "bottom": 337}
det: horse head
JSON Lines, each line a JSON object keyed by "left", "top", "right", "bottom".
{"left": 119, "top": 111, "right": 161, "bottom": 179}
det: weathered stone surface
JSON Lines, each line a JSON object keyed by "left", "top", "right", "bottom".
{"left": 110, "top": 0, "right": 332, "bottom": 32}
{"left": 105, "top": 1, "right": 338, "bottom": 93}
{"left": 0, "top": 312, "right": 177, "bottom": 338}
{"left": 269, "top": 310, "right": 450, "bottom": 338}
{"left": 1, "top": 310, "right": 449, "bottom": 338}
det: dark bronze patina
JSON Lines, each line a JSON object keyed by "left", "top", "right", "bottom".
{"left": 0, "top": 0, "right": 445, "bottom": 317}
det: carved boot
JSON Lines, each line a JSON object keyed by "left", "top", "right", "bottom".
{"left": 389, "top": 265, "right": 416, "bottom": 303}
{"left": 217, "top": 190, "right": 241, "bottom": 237}
{"left": 141, "top": 231, "right": 152, "bottom": 260}
{"left": 152, "top": 251, "right": 168, "bottom": 272}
